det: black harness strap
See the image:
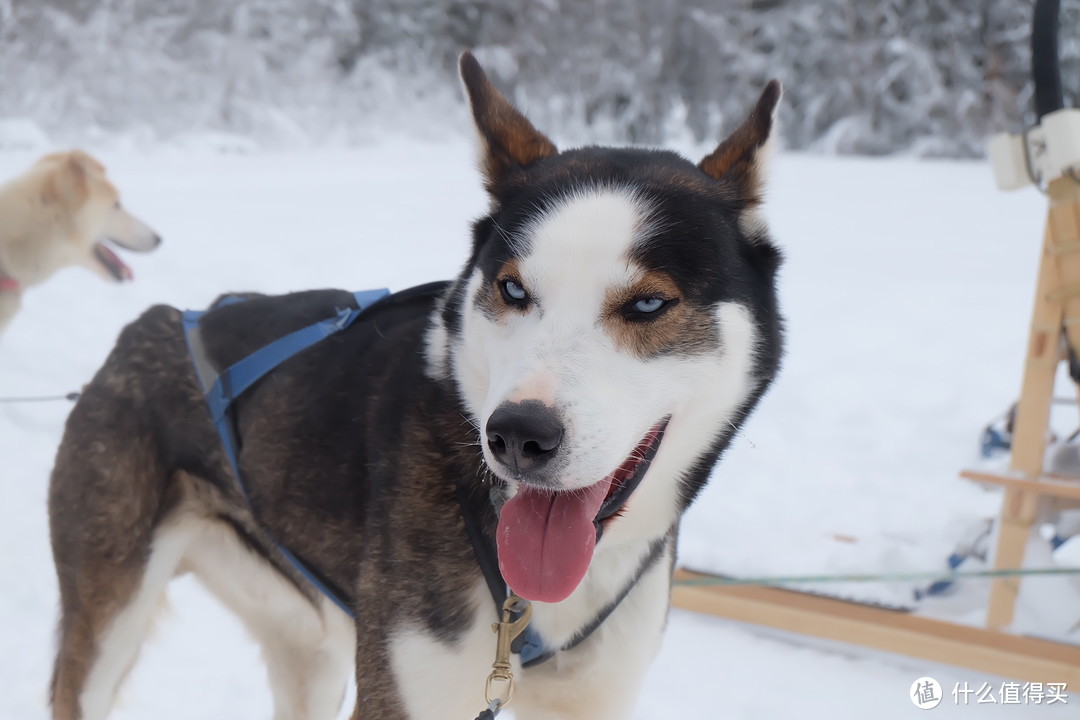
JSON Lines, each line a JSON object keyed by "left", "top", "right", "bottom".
{"left": 559, "top": 535, "right": 668, "bottom": 655}
{"left": 456, "top": 483, "right": 551, "bottom": 663}
{"left": 455, "top": 484, "right": 670, "bottom": 669}
{"left": 456, "top": 484, "right": 509, "bottom": 619}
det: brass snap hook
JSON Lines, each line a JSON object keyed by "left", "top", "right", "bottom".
{"left": 483, "top": 595, "right": 533, "bottom": 708}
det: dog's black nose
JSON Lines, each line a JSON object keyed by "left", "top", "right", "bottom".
{"left": 486, "top": 400, "right": 563, "bottom": 475}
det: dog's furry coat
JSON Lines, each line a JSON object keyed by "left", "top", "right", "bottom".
{"left": 47, "top": 53, "right": 783, "bottom": 720}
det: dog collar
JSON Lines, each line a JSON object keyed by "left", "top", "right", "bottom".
{"left": 0, "top": 276, "right": 19, "bottom": 292}
{"left": 456, "top": 481, "right": 668, "bottom": 668}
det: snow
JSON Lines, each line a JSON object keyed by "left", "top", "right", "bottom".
{"left": 0, "top": 2, "right": 1047, "bottom": 157}
{"left": 1, "top": 142, "right": 1076, "bottom": 718}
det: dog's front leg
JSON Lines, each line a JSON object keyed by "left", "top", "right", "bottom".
{"left": 351, "top": 620, "right": 411, "bottom": 720}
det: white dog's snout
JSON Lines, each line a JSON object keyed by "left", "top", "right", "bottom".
{"left": 104, "top": 211, "right": 161, "bottom": 252}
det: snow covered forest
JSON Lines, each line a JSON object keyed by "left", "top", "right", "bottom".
{"left": 0, "top": 0, "right": 1076, "bottom": 156}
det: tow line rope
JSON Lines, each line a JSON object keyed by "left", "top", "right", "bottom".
{"left": 0, "top": 392, "right": 80, "bottom": 403}
{"left": 674, "top": 565, "right": 1080, "bottom": 587}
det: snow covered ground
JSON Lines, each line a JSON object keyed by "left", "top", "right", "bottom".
{"left": 1, "top": 140, "right": 1076, "bottom": 718}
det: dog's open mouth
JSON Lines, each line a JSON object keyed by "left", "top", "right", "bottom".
{"left": 496, "top": 417, "right": 669, "bottom": 604}
{"left": 94, "top": 242, "right": 134, "bottom": 282}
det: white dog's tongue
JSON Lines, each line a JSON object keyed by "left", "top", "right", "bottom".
{"left": 497, "top": 479, "right": 610, "bottom": 603}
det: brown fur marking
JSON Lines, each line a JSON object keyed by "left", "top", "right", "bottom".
{"left": 603, "top": 268, "right": 718, "bottom": 358}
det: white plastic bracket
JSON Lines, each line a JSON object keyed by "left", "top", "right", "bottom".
{"left": 989, "top": 108, "right": 1080, "bottom": 191}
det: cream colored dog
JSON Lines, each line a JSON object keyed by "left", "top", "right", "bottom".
{"left": 0, "top": 150, "right": 160, "bottom": 336}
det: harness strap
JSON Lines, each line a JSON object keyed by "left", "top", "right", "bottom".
{"left": 181, "top": 288, "right": 390, "bottom": 618}
{"left": 196, "top": 289, "right": 390, "bottom": 422}
{"left": 558, "top": 536, "right": 667, "bottom": 654}
{"left": 456, "top": 484, "right": 552, "bottom": 666}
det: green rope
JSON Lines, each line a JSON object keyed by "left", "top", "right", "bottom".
{"left": 675, "top": 566, "right": 1080, "bottom": 587}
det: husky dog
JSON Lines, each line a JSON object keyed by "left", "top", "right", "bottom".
{"left": 47, "top": 53, "right": 783, "bottom": 720}
{"left": 0, "top": 150, "right": 160, "bottom": 336}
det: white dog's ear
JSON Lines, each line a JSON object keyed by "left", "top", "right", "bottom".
{"left": 698, "top": 80, "right": 782, "bottom": 207}
{"left": 41, "top": 153, "right": 92, "bottom": 207}
{"left": 459, "top": 50, "right": 557, "bottom": 196}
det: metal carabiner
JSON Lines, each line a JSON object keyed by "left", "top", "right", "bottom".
{"left": 483, "top": 595, "right": 533, "bottom": 708}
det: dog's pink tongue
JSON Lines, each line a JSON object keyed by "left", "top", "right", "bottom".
{"left": 497, "top": 480, "right": 610, "bottom": 603}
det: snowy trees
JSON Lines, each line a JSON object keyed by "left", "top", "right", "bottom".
{"left": 0, "top": 0, "right": 1071, "bottom": 155}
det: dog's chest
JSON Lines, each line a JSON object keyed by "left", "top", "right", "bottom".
{"left": 387, "top": 543, "right": 672, "bottom": 719}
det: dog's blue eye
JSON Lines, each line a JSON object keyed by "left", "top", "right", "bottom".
{"left": 622, "top": 295, "right": 676, "bottom": 322}
{"left": 633, "top": 297, "right": 665, "bottom": 313}
{"left": 501, "top": 279, "right": 528, "bottom": 303}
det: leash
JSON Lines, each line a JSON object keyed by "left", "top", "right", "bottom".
{"left": 0, "top": 392, "right": 80, "bottom": 403}
{"left": 674, "top": 566, "right": 1080, "bottom": 587}
{"left": 473, "top": 704, "right": 502, "bottom": 720}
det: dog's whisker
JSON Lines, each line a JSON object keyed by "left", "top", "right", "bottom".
{"left": 726, "top": 420, "right": 756, "bottom": 450}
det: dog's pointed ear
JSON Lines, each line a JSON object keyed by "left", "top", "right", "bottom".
{"left": 459, "top": 50, "right": 557, "bottom": 195}
{"left": 698, "top": 80, "right": 782, "bottom": 205}
{"left": 41, "top": 152, "right": 91, "bottom": 207}
{"left": 67, "top": 150, "right": 106, "bottom": 176}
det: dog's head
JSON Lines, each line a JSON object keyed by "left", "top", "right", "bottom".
{"left": 428, "top": 53, "right": 784, "bottom": 603}
{"left": 37, "top": 150, "right": 161, "bottom": 282}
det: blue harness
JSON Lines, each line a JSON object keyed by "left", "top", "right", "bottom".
{"left": 179, "top": 287, "right": 555, "bottom": 664}
{"left": 181, "top": 289, "right": 390, "bottom": 617}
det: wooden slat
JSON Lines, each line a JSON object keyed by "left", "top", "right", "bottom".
{"left": 987, "top": 186, "right": 1076, "bottom": 628}
{"left": 960, "top": 469, "right": 1080, "bottom": 502}
{"left": 1008, "top": 190, "right": 1065, "bottom": 478}
{"left": 672, "top": 570, "right": 1080, "bottom": 686}
{"left": 1052, "top": 179, "right": 1080, "bottom": 376}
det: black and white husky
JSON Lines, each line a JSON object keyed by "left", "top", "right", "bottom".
{"left": 47, "top": 53, "right": 783, "bottom": 720}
